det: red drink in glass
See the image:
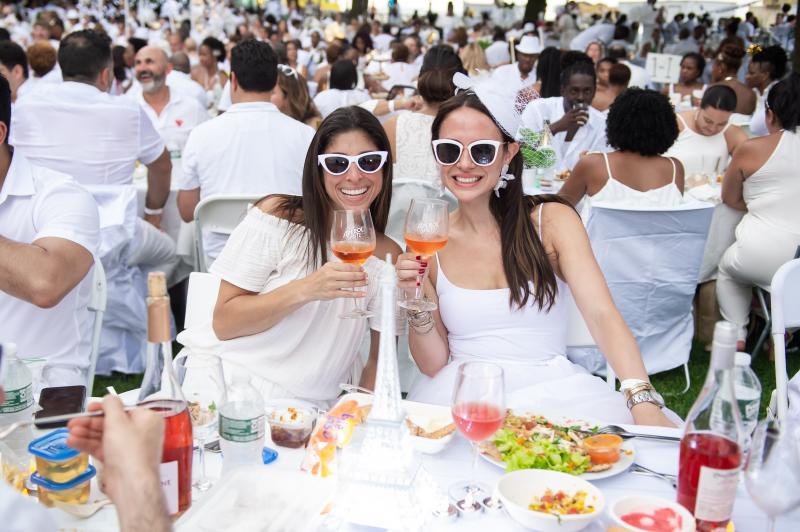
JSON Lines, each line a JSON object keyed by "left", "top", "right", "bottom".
{"left": 452, "top": 402, "right": 504, "bottom": 442}
{"left": 141, "top": 398, "right": 194, "bottom": 515}
{"left": 677, "top": 431, "right": 741, "bottom": 532}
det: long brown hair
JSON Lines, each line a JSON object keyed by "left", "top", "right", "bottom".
{"left": 276, "top": 69, "right": 321, "bottom": 125}
{"left": 269, "top": 106, "right": 393, "bottom": 268}
{"left": 431, "top": 91, "right": 569, "bottom": 311}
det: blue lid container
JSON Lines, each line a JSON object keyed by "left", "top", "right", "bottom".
{"left": 31, "top": 465, "right": 96, "bottom": 491}
{"left": 28, "top": 428, "right": 80, "bottom": 462}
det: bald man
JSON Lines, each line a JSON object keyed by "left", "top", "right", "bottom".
{"left": 133, "top": 46, "right": 208, "bottom": 154}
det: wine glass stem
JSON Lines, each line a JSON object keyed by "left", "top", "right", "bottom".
{"left": 470, "top": 440, "right": 479, "bottom": 492}
{"left": 198, "top": 437, "right": 207, "bottom": 482}
{"left": 767, "top": 516, "right": 776, "bottom": 532}
{"left": 414, "top": 255, "right": 428, "bottom": 301}
{"left": 351, "top": 285, "right": 363, "bottom": 314}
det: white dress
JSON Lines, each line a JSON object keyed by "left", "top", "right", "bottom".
{"left": 407, "top": 209, "right": 633, "bottom": 424}
{"left": 667, "top": 114, "right": 730, "bottom": 176}
{"left": 176, "top": 208, "right": 404, "bottom": 408}
{"left": 580, "top": 152, "right": 684, "bottom": 220}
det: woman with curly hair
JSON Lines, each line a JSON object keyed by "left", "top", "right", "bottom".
{"left": 559, "top": 88, "right": 684, "bottom": 216}
{"left": 192, "top": 36, "right": 228, "bottom": 109}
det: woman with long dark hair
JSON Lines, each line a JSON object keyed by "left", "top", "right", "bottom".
{"left": 395, "top": 82, "right": 673, "bottom": 426}
{"left": 178, "top": 107, "right": 401, "bottom": 406}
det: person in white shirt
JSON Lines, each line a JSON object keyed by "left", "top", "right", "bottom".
{"left": 521, "top": 61, "right": 608, "bottom": 175}
{"left": 403, "top": 34, "right": 424, "bottom": 67}
{"left": 314, "top": 59, "right": 371, "bottom": 119}
{"left": 0, "top": 77, "right": 100, "bottom": 387}
{"left": 490, "top": 35, "right": 540, "bottom": 98}
{"left": 371, "top": 21, "right": 394, "bottom": 53}
{"left": 663, "top": 28, "right": 699, "bottom": 56}
{"left": 0, "top": 41, "right": 31, "bottom": 103}
{"left": 178, "top": 39, "right": 314, "bottom": 260}
{"left": 484, "top": 27, "right": 510, "bottom": 68}
{"left": 569, "top": 20, "right": 615, "bottom": 52}
{"left": 134, "top": 46, "right": 208, "bottom": 153}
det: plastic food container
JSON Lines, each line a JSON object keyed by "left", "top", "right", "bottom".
{"left": 28, "top": 428, "right": 89, "bottom": 483}
{"left": 31, "top": 465, "right": 96, "bottom": 507}
{"left": 266, "top": 403, "right": 316, "bottom": 449}
{"left": 582, "top": 434, "right": 624, "bottom": 465}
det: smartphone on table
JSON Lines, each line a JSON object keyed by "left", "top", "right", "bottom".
{"left": 34, "top": 385, "right": 87, "bottom": 429}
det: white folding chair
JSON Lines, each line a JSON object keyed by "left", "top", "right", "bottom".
{"left": 193, "top": 194, "right": 261, "bottom": 273}
{"left": 769, "top": 258, "right": 800, "bottom": 422}
{"left": 565, "top": 292, "right": 616, "bottom": 390}
{"left": 86, "top": 258, "right": 108, "bottom": 394}
{"left": 571, "top": 202, "right": 714, "bottom": 393}
{"left": 184, "top": 272, "right": 221, "bottom": 331}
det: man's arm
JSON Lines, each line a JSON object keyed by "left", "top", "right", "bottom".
{"left": 177, "top": 188, "right": 200, "bottom": 222}
{"left": 144, "top": 149, "right": 172, "bottom": 229}
{"left": 0, "top": 236, "right": 93, "bottom": 308}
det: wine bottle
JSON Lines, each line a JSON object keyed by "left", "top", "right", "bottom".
{"left": 677, "top": 321, "right": 743, "bottom": 532}
{"left": 137, "top": 272, "right": 193, "bottom": 515}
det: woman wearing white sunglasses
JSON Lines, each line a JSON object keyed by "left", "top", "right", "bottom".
{"left": 178, "top": 107, "right": 402, "bottom": 407}
{"left": 395, "top": 84, "right": 675, "bottom": 427}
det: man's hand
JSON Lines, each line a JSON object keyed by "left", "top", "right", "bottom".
{"left": 144, "top": 212, "right": 163, "bottom": 230}
{"left": 550, "top": 107, "right": 589, "bottom": 134}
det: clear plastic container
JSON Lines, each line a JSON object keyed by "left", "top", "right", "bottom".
{"left": 266, "top": 402, "right": 316, "bottom": 449}
{"left": 28, "top": 428, "right": 89, "bottom": 484}
{"left": 31, "top": 465, "right": 96, "bottom": 507}
{"left": 582, "top": 434, "right": 623, "bottom": 465}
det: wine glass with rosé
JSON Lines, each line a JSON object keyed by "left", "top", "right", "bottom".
{"left": 398, "top": 198, "right": 449, "bottom": 312}
{"left": 330, "top": 209, "right": 376, "bottom": 319}
{"left": 450, "top": 362, "right": 505, "bottom": 513}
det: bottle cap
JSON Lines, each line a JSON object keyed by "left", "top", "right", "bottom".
{"left": 147, "top": 272, "right": 167, "bottom": 298}
{"left": 735, "top": 352, "right": 752, "bottom": 367}
{"left": 711, "top": 321, "right": 738, "bottom": 370}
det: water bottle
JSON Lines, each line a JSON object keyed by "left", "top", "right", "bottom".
{"left": 0, "top": 343, "right": 36, "bottom": 490}
{"left": 734, "top": 352, "right": 761, "bottom": 452}
{"left": 219, "top": 375, "right": 265, "bottom": 472}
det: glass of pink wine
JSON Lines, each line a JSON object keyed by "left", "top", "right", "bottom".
{"left": 450, "top": 361, "right": 505, "bottom": 513}
{"left": 330, "top": 209, "right": 376, "bottom": 319}
{"left": 398, "top": 198, "right": 449, "bottom": 312}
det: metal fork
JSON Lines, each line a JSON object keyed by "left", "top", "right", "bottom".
{"left": 596, "top": 424, "right": 681, "bottom": 442}
{"left": 630, "top": 463, "right": 678, "bottom": 489}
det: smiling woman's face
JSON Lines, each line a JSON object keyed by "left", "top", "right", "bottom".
{"left": 436, "top": 106, "right": 518, "bottom": 204}
{"left": 321, "top": 129, "right": 384, "bottom": 211}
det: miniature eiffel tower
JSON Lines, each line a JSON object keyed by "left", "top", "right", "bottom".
{"left": 333, "top": 257, "right": 427, "bottom": 531}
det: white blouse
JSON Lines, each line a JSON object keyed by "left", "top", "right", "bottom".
{"left": 177, "top": 207, "right": 404, "bottom": 407}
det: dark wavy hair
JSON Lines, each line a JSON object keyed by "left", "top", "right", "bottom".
{"left": 432, "top": 92, "right": 570, "bottom": 311}
{"left": 751, "top": 45, "right": 788, "bottom": 81}
{"left": 607, "top": 88, "right": 678, "bottom": 156}
{"left": 536, "top": 47, "right": 562, "bottom": 98}
{"left": 201, "top": 36, "right": 226, "bottom": 63}
{"left": 767, "top": 72, "right": 800, "bottom": 132}
{"left": 417, "top": 45, "right": 464, "bottom": 104}
{"left": 269, "top": 106, "right": 393, "bottom": 268}
{"left": 681, "top": 52, "right": 706, "bottom": 80}
{"left": 701, "top": 84, "right": 737, "bottom": 112}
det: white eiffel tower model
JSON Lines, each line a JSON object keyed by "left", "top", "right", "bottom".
{"left": 333, "top": 257, "right": 430, "bottom": 531}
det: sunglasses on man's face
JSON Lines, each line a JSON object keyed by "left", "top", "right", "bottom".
{"left": 431, "top": 139, "right": 505, "bottom": 167}
{"left": 318, "top": 151, "right": 388, "bottom": 175}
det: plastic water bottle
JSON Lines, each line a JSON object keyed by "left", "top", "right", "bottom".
{"left": 734, "top": 352, "right": 761, "bottom": 452}
{"left": 219, "top": 375, "right": 265, "bottom": 472}
{"left": 0, "top": 343, "right": 36, "bottom": 488}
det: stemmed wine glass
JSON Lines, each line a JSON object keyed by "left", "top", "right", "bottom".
{"left": 450, "top": 362, "right": 505, "bottom": 513}
{"left": 744, "top": 419, "right": 800, "bottom": 532}
{"left": 330, "top": 209, "right": 376, "bottom": 319}
{"left": 174, "top": 353, "right": 227, "bottom": 492}
{"left": 398, "top": 198, "right": 449, "bottom": 312}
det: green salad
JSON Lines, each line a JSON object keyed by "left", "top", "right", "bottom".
{"left": 493, "top": 428, "right": 592, "bottom": 475}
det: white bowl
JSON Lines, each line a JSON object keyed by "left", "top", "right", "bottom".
{"left": 496, "top": 469, "right": 604, "bottom": 532}
{"left": 609, "top": 495, "right": 696, "bottom": 532}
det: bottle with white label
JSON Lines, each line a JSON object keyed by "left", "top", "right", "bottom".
{"left": 677, "top": 321, "right": 743, "bottom": 532}
{"left": 733, "top": 352, "right": 761, "bottom": 454}
{"left": 0, "top": 343, "right": 36, "bottom": 489}
{"left": 219, "top": 375, "right": 265, "bottom": 473}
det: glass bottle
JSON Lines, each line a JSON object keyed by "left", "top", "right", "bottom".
{"left": 137, "top": 272, "right": 193, "bottom": 515}
{"left": 677, "top": 321, "right": 743, "bottom": 531}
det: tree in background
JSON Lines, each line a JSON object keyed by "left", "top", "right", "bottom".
{"left": 524, "top": 0, "right": 546, "bottom": 25}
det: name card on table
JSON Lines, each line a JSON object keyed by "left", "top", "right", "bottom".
{"left": 645, "top": 53, "right": 683, "bottom": 84}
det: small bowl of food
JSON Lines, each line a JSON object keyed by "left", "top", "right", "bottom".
{"left": 609, "top": 495, "right": 695, "bottom": 532}
{"left": 496, "top": 469, "right": 604, "bottom": 531}
{"left": 404, "top": 409, "right": 456, "bottom": 454}
{"left": 265, "top": 400, "right": 318, "bottom": 449}
{"left": 582, "top": 434, "right": 624, "bottom": 466}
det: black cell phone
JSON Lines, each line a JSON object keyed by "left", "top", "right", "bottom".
{"left": 34, "top": 385, "right": 87, "bottom": 429}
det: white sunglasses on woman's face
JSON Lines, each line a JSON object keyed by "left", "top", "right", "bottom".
{"left": 318, "top": 151, "right": 388, "bottom": 175}
{"left": 431, "top": 139, "right": 505, "bottom": 167}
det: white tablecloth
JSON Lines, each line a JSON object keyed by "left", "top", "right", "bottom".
{"left": 49, "top": 423, "right": 800, "bottom": 531}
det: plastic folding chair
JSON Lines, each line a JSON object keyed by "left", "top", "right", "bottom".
{"left": 86, "top": 258, "right": 107, "bottom": 394}
{"left": 193, "top": 194, "right": 261, "bottom": 273}
{"left": 184, "top": 272, "right": 221, "bottom": 331}
{"left": 769, "top": 256, "right": 800, "bottom": 422}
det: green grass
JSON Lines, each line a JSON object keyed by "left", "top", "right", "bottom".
{"left": 94, "top": 341, "right": 797, "bottom": 421}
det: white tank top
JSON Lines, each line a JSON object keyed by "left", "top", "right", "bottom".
{"left": 667, "top": 114, "right": 730, "bottom": 176}
{"left": 435, "top": 207, "right": 568, "bottom": 363}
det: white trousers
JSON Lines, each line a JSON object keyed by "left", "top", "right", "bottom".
{"left": 717, "top": 219, "right": 800, "bottom": 341}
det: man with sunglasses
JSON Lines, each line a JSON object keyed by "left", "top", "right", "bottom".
{"left": 520, "top": 60, "right": 608, "bottom": 176}
{"left": 177, "top": 39, "right": 314, "bottom": 261}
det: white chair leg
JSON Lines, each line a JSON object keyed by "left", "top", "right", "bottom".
{"left": 774, "top": 332, "right": 789, "bottom": 422}
{"left": 680, "top": 362, "right": 691, "bottom": 395}
{"left": 752, "top": 288, "right": 771, "bottom": 356}
{"left": 767, "top": 389, "right": 777, "bottom": 423}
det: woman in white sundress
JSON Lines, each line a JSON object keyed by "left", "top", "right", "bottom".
{"left": 395, "top": 78, "right": 675, "bottom": 426}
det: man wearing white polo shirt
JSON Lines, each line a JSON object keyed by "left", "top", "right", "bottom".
{"left": 177, "top": 39, "right": 314, "bottom": 260}
{"left": 491, "top": 35, "right": 541, "bottom": 98}
{"left": 134, "top": 46, "right": 208, "bottom": 153}
{"left": 0, "top": 76, "right": 99, "bottom": 388}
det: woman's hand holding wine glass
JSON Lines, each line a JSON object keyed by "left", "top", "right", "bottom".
{"left": 330, "top": 209, "right": 376, "bottom": 319}
{"left": 399, "top": 198, "right": 449, "bottom": 312}
{"left": 298, "top": 262, "right": 368, "bottom": 302}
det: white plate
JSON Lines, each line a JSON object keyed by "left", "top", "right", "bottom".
{"left": 479, "top": 412, "right": 636, "bottom": 481}
{"left": 335, "top": 392, "right": 455, "bottom": 454}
